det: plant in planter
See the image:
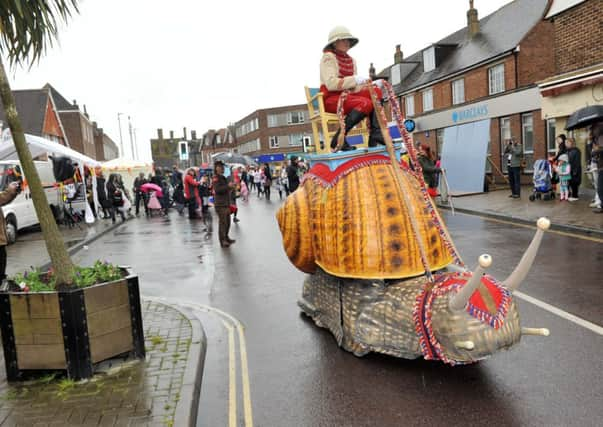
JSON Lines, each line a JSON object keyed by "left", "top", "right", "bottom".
{"left": 0, "top": 2, "right": 145, "bottom": 380}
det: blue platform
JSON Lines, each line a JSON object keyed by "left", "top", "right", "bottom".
{"left": 307, "top": 143, "right": 406, "bottom": 171}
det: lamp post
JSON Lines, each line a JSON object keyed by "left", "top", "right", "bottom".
{"left": 117, "top": 112, "right": 124, "bottom": 157}
{"left": 128, "top": 116, "right": 135, "bottom": 160}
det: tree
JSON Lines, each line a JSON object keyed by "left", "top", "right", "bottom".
{"left": 0, "top": 1, "right": 80, "bottom": 286}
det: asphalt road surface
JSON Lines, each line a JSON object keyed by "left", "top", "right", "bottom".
{"left": 68, "top": 195, "right": 603, "bottom": 427}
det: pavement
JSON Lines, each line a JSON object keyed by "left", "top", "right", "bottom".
{"left": 0, "top": 299, "right": 206, "bottom": 427}
{"left": 438, "top": 185, "right": 603, "bottom": 237}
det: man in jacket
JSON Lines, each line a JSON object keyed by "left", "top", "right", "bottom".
{"left": 0, "top": 182, "right": 20, "bottom": 280}
{"left": 286, "top": 157, "right": 300, "bottom": 193}
{"left": 566, "top": 138, "right": 582, "bottom": 201}
{"left": 213, "top": 161, "right": 236, "bottom": 247}
{"left": 133, "top": 172, "right": 148, "bottom": 216}
{"left": 504, "top": 138, "right": 523, "bottom": 198}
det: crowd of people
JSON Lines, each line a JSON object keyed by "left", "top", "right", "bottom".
{"left": 87, "top": 156, "right": 306, "bottom": 247}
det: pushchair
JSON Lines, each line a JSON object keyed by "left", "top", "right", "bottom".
{"left": 529, "top": 159, "right": 556, "bottom": 201}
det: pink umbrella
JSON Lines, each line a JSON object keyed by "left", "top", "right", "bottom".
{"left": 140, "top": 182, "right": 163, "bottom": 198}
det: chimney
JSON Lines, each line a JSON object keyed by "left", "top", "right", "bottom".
{"left": 183, "top": 127, "right": 187, "bottom": 140}
{"left": 191, "top": 130, "right": 197, "bottom": 140}
{"left": 72, "top": 99, "right": 78, "bottom": 108}
{"left": 169, "top": 130, "right": 174, "bottom": 140}
{"left": 394, "top": 45, "right": 403, "bottom": 63}
{"left": 467, "top": 0, "right": 479, "bottom": 37}
{"left": 369, "top": 63, "right": 376, "bottom": 79}
{"left": 157, "top": 129, "right": 164, "bottom": 139}
{"left": 83, "top": 104, "right": 89, "bottom": 118}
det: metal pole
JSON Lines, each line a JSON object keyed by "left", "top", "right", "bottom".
{"left": 133, "top": 128, "right": 138, "bottom": 160}
{"left": 128, "top": 116, "right": 135, "bottom": 159}
{"left": 117, "top": 113, "right": 124, "bottom": 157}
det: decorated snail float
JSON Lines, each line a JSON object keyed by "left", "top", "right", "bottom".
{"left": 276, "top": 83, "right": 550, "bottom": 365}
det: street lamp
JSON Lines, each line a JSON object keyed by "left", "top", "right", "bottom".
{"left": 128, "top": 116, "right": 135, "bottom": 160}
{"left": 117, "top": 113, "right": 124, "bottom": 157}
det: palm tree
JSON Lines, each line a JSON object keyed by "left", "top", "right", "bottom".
{"left": 0, "top": 1, "right": 80, "bottom": 286}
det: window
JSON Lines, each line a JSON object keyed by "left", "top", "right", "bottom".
{"left": 289, "top": 133, "right": 303, "bottom": 146}
{"left": 287, "top": 112, "right": 305, "bottom": 125}
{"left": 269, "top": 136, "right": 279, "bottom": 149}
{"left": 405, "top": 95, "right": 415, "bottom": 117}
{"left": 546, "top": 119, "right": 556, "bottom": 154}
{"left": 268, "top": 114, "right": 278, "bottom": 128}
{"left": 452, "top": 78, "right": 465, "bottom": 105}
{"left": 522, "top": 113, "right": 534, "bottom": 171}
{"left": 391, "top": 64, "right": 401, "bottom": 86}
{"left": 499, "top": 117, "right": 511, "bottom": 172}
{"left": 488, "top": 63, "right": 505, "bottom": 95}
{"left": 422, "top": 88, "right": 433, "bottom": 112}
{"left": 303, "top": 136, "right": 313, "bottom": 151}
{"left": 239, "top": 138, "right": 260, "bottom": 154}
{"left": 423, "top": 46, "right": 435, "bottom": 72}
{"left": 216, "top": 135, "right": 222, "bottom": 145}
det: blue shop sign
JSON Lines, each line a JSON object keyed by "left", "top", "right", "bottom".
{"left": 256, "top": 154, "right": 286, "bottom": 163}
{"left": 451, "top": 104, "right": 489, "bottom": 123}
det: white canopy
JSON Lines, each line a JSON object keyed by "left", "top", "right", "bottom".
{"left": 101, "top": 157, "right": 154, "bottom": 194}
{"left": 0, "top": 131, "right": 101, "bottom": 166}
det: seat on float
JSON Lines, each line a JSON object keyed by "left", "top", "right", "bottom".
{"left": 304, "top": 86, "right": 369, "bottom": 154}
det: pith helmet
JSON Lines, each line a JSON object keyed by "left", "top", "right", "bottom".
{"left": 325, "top": 26, "right": 359, "bottom": 50}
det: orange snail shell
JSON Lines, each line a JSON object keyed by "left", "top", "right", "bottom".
{"left": 276, "top": 161, "right": 453, "bottom": 280}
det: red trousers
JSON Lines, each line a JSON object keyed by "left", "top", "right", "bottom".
{"left": 322, "top": 86, "right": 382, "bottom": 115}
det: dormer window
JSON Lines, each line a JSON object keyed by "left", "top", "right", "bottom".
{"left": 423, "top": 46, "right": 435, "bottom": 72}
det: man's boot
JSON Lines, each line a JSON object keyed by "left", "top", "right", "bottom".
{"left": 368, "top": 110, "right": 386, "bottom": 147}
{"left": 330, "top": 109, "right": 366, "bottom": 151}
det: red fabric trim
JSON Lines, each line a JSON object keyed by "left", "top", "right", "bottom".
{"left": 305, "top": 154, "right": 396, "bottom": 187}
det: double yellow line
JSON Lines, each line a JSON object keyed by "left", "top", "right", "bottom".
{"left": 181, "top": 301, "right": 254, "bottom": 427}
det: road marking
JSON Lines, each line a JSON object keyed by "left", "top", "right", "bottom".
{"left": 514, "top": 291, "right": 603, "bottom": 336}
{"left": 221, "top": 319, "right": 237, "bottom": 427}
{"left": 452, "top": 210, "right": 603, "bottom": 243}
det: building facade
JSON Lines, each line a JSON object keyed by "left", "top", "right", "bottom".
{"left": 538, "top": 0, "right": 603, "bottom": 184}
{"left": 93, "top": 122, "right": 119, "bottom": 161}
{"left": 382, "top": 0, "right": 554, "bottom": 185}
{"left": 151, "top": 128, "right": 201, "bottom": 169}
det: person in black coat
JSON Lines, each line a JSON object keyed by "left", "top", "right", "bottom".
{"left": 106, "top": 174, "right": 126, "bottom": 223}
{"left": 286, "top": 157, "right": 300, "bottom": 193}
{"left": 96, "top": 172, "right": 110, "bottom": 219}
{"left": 566, "top": 137, "right": 582, "bottom": 201}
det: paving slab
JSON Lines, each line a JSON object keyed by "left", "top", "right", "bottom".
{"left": 0, "top": 300, "right": 206, "bottom": 427}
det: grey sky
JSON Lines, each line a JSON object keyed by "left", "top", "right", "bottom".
{"left": 6, "top": 0, "right": 510, "bottom": 161}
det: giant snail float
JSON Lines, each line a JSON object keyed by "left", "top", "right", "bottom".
{"left": 276, "top": 81, "right": 550, "bottom": 365}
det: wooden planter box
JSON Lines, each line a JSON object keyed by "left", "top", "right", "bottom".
{"left": 0, "top": 269, "right": 145, "bottom": 381}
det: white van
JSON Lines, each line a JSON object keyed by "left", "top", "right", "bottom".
{"left": 0, "top": 160, "right": 62, "bottom": 244}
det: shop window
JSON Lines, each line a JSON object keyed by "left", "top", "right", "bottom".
{"left": 499, "top": 117, "right": 511, "bottom": 173}
{"left": 522, "top": 113, "right": 534, "bottom": 172}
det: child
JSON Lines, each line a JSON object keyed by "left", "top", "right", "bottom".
{"left": 556, "top": 154, "right": 571, "bottom": 201}
{"left": 240, "top": 180, "right": 249, "bottom": 202}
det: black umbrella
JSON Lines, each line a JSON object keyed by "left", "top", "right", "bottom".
{"left": 565, "top": 105, "right": 603, "bottom": 131}
{"left": 212, "top": 152, "right": 257, "bottom": 166}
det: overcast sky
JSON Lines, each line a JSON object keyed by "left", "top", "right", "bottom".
{"left": 6, "top": 0, "right": 511, "bottom": 161}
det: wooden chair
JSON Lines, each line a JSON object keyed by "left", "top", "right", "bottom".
{"left": 304, "top": 87, "right": 368, "bottom": 154}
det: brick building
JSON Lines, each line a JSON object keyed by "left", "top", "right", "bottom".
{"left": 198, "top": 104, "right": 314, "bottom": 166}
{"left": 0, "top": 88, "right": 69, "bottom": 147}
{"left": 93, "top": 122, "right": 119, "bottom": 161}
{"left": 381, "top": 0, "right": 554, "bottom": 187}
{"left": 45, "top": 84, "right": 97, "bottom": 159}
{"left": 151, "top": 128, "right": 201, "bottom": 169}
{"left": 538, "top": 0, "right": 603, "bottom": 182}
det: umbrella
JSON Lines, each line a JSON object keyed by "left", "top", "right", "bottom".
{"left": 140, "top": 182, "right": 163, "bottom": 198}
{"left": 212, "top": 152, "right": 257, "bottom": 166}
{"left": 565, "top": 105, "right": 603, "bottom": 131}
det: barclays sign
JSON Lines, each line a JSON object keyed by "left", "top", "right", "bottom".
{"left": 451, "top": 104, "right": 489, "bottom": 123}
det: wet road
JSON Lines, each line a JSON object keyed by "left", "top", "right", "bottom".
{"left": 67, "top": 197, "right": 603, "bottom": 427}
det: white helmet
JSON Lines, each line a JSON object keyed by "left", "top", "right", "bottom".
{"left": 325, "top": 26, "right": 359, "bottom": 50}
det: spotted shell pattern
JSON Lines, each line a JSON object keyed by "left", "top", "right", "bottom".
{"left": 277, "top": 161, "right": 453, "bottom": 280}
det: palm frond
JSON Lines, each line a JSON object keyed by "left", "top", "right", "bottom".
{"left": 0, "top": 0, "right": 80, "bottom": 65}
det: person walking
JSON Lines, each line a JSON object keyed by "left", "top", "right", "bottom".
{"left": 280, "top": 164, "right": 289, "bottom": 196}
{"left": 504, "top": 138, "right": 523, "bottom": 198}
{"left": 95, "top": 171, "right": 111, "bottom": 219}
{"left": 566, "top": 137, "right": 582, "bottom": 201}
{"left": 254, "top": 169, "right": 263, "bottom": 197}
{"left": 417, "top": 144, "right": 440, "bottom": 197}
{"left": 287, "top": 157, "right": 300, "bottom": 193}
{"left": 106, "top": 173, "right": 126, "bottom": 223}
{"left": 133, "top": 172, "right": 148, "bottom": 216}
{"left": 213, "top": 161, "right": 236, "bottom": 247}
{"left": 0, "top": 181, "right": 19, "bottom": 281}
{"left": 263, "top": 163, "right": 272, "bottom": 201}
{"left": 184, "top": 168, "right": 200, "bottom": 219}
